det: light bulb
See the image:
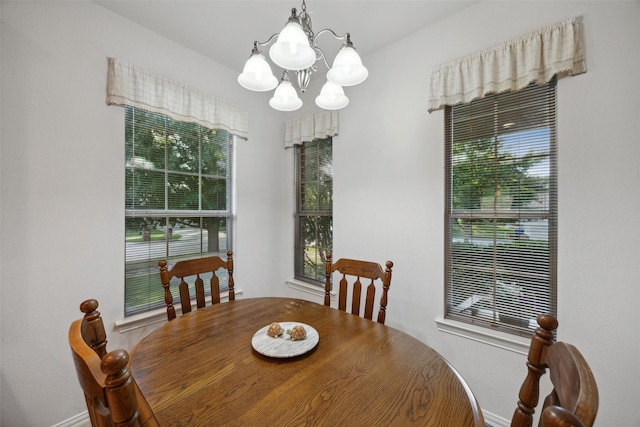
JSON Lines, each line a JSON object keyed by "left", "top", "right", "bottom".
{"left": 327, "top": 46, "right": 368, "bottom": 86}
{"left": 315, "top": 81, "right": 349, "bottom": 110}
{"left": 269, "top": 80, "right": 302, "bottom": 111}
{"left": 238, "top": 50, "right": 278, "bottom": 92}
{"left": 269, "top": 21, "right": 316, "bottom": 71}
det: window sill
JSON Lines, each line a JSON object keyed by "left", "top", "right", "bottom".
{"left": 286, "top": 279, "right": 333, "bottom": 300}
{"left": 434, "top": 317, "right": 530, "bottom": 355}
{"left": 115, "top": 288, "right": 243, "bottom": 333}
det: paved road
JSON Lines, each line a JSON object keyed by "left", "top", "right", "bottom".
{"left": 126, "top": 226, "right": 228, "bottom": 264}
{"left": 452, "top": 220, "right": 548, "bottom": 246}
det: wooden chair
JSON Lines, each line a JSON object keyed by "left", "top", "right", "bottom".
{"left": 158, "top": 251, "right": 235, "bottom": 321}
{"left": 324, "top": 253, "right": 393, "bottom": 324}
{"left": 512, "top": 314, "right": 599, "bottom": 427}
{"left": 69, "top": 299, "right": 158, "bottom": 427}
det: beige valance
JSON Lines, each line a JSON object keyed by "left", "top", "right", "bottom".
{"left": 106, "top": 57, "right": 249, "bottom": 139}
{"left": 284, "top": 110, "right": 339, "bottom": 148}
{"left": 428, "top": 17, "right": 586, "bottom": 113}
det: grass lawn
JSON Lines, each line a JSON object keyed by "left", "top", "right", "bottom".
{"left": 126, "top": 229, "right": 182, "bottom": 242}
{"left": 452, "top": 224, "right": 513, "bottom": 239}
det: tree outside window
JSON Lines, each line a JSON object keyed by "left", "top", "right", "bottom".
{"left": 294, "top": 138, "right": 333, "bottom": 283}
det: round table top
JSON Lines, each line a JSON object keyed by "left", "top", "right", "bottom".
{"left": 130, "top": 297, "right": 484, "bottom": 426}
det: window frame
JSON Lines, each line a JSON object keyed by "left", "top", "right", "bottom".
{"left": 294, "top": 137, "right": 333, "bottom": 285}
{"left": 444, "top": 79, "right": 558, "bottom": 337}
{"left": 124, "top": 107, "right": 235, "bottom": 316}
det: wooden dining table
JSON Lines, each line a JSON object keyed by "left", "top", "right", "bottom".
{"left": 130, "top": 297, "right": 484, "bottom": 426}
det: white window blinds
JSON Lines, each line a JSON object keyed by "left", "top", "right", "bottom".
{"left": 428, "top": 18, "right": 586, "bottom": 113}
{"left": 107, "top": 57, "right": 249, "bottom": 139}
{"left": 445, "top": 80, "right": 557, "bottom": 336}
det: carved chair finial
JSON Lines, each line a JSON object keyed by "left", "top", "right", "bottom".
{"left": 79, "top": 298, "right": 108, "bottom": 358}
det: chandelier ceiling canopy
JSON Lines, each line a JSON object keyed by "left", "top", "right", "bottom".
{"left": 238, "top": 0, "right": 368, "bottom": 112}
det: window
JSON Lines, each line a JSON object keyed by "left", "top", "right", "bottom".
{"left": 444, "top": 79, "right": 557, "bottom": 336}
{"left": 294, "top": 138, "right": 333, "bottom": 283}
{"left": 125, "top": 107, "right": 234, "bottom": 316}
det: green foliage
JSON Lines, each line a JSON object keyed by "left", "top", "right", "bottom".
{"left": 452, "top": 137, "right": 548, "bottom": 211}
{"left": 125, "top": 229, "right": 181, "bottom": 242}
{"left": 300, "top": 216, "right": 333, "bottom": 281}
{"left": 125, "top": 108, "right": 230, "bottom": 234}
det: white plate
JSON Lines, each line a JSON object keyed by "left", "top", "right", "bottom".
{"left": 251, "top": 322, "right": 319, "bottom": 358}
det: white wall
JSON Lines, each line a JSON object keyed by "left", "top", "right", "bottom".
{"left": 2, "top": 1, "right": 639, "bottom": 426}
{"left": 287, "top": 1, "right": 640, "bottom": 425}
{"left": 0, "top": 1, "right": 287, "bottom": 425}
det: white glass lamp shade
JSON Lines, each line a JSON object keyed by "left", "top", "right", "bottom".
{"left": 238, "top": 52, "right": 278, "bottom": 92}
{"left": 327, "top": 46, "right": 368, "bottom": 86}
{"left": 269, "top": 21, "right": 316, "bottom": 71}
{"left": 269, "top": 80, "right": 303, "bottom": 111}
{"left": 315, "top": 81, "right": 349, "bottom": 110}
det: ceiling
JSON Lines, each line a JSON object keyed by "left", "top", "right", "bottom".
{"left": 94, "top": 0, "right": 477, "bottom": 73}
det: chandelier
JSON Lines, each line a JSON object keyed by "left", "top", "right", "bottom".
{"left": 237, "top": 0, "right": 368, "bottom": 112}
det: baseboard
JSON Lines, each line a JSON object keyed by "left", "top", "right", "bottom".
{"left": 483, "top": 409, "right": 510, "bottom": 427}
{"left": 51, "top": 411, "right": 91, "bottom": 427}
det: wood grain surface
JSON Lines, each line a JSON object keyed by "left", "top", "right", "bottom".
{"left": 130, "top": 298, "right": 484, "bottom": 426}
